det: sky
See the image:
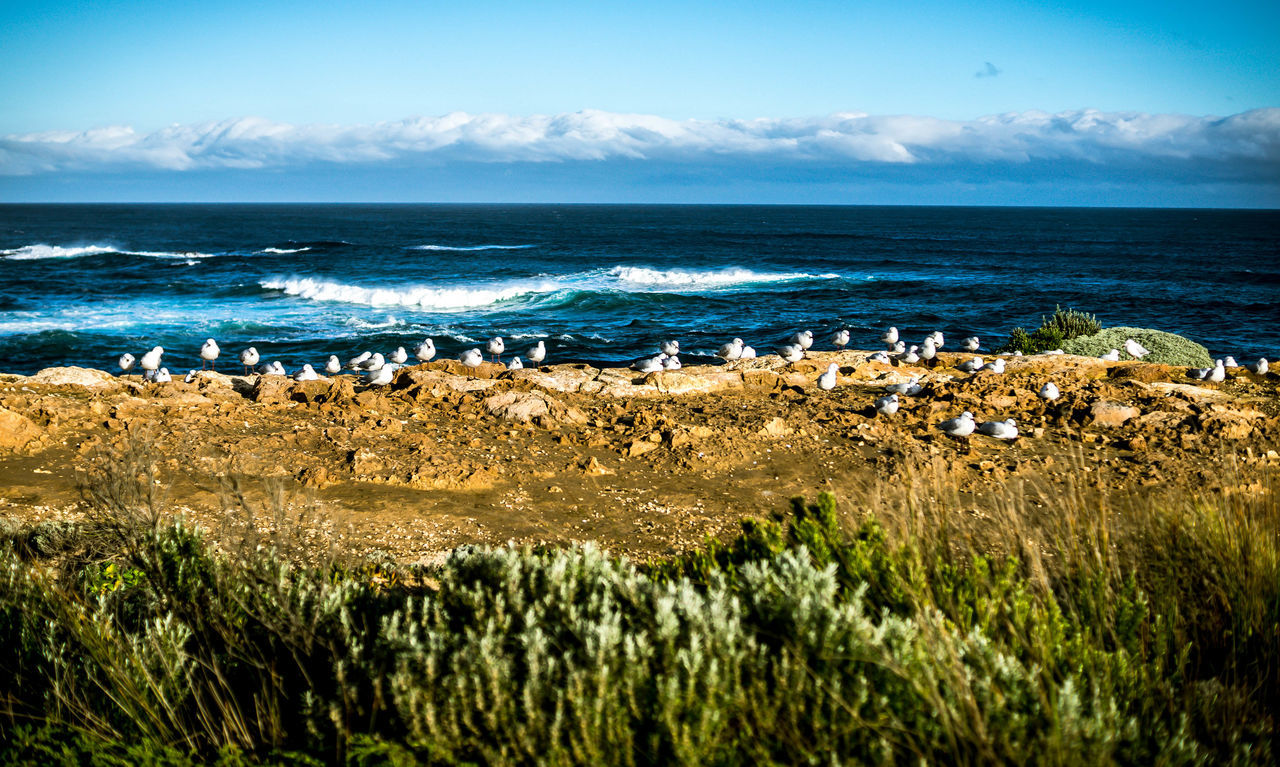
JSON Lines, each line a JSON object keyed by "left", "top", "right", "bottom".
{"left": 1, "top": 0, "right": 1277, "bottom": 205}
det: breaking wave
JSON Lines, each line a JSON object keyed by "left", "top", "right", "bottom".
{"left": 411, "top": 244, "right": 537, "bottom": 252}
{"left": 1, "top": 243, "right": 218, "bottom": 260}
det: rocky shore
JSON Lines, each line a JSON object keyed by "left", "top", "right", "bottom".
{"left": 2, "top": 351, "right": 1277, "bottom": 562}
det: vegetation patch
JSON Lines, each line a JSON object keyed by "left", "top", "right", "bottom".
{"left": 1062, "top": 326, "right": 1214, "bottom": 367}
{"left": 998, "top": 306, "right": 1100, "bottom": 355}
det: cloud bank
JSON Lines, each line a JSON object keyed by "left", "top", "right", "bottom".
{"left": 2, "top": 109, "right": 1277, "bottom": 205}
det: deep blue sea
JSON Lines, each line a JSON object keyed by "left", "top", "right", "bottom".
{"left": 0, "top": 204, "right": 1276, "bottom": 375}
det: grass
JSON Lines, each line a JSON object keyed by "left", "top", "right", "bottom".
{"left": 1, "top": 443, "right": 1276, "bottom": 764}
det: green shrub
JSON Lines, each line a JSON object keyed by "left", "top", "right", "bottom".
{"left": 997, "top": 306, "right": 1097, "bottom": 355}
{"left": 1062, "top": 326, "right": 1213, "bottom": 366}
{"left": 1041, "top": 306, "right": 1101, "bottom": 340}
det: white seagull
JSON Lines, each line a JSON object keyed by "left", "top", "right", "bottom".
{"left": 347, "top": 351, "right": 371, "bottom": 370}
{"left": 881, "top": 326, "right": 899, "bottom": 347}
{"left": 486, "top": 336, "right": 505, "bottom": 363}
{"left": 325, "top": 355, "right": 342, "bottom": 375}
{"left": 776, "top": 344, "right": 804, "bottom": 363}
{"left": 359, "top": 353, "right": 386, "bottom": 371}
{"left": 898, "top": 345, "right": 920, "bottom": 365}
{"left": 717, "top": 338, "right": 745, "bottom": 361}
{"left": 1100, "top": 349, "right": 1120, "bottom": 362}
{"left": 791, "top": 330, "right": 814, "bottom": 350}
{"left": 930, "top": 331, "right": 945, "bottom": 348}
{"left": 739, "top": 345, "right": 757, "bottom": 359}
{"left": 459, "top": 348, "right": 483, "bottom": 368}
{"left": 263, "top": 361, "right": 287, "bottom": 376}
{"left": 239, "top": 347, "right": 259, "bottom": 375}
{"left": 140, "top": 346, "right": 164, "bottom": 373}
{"left": 1206, "top": 359, "right": 1226, "bottom": 383}
{"left": 663, "top": 355, "right": 682, "bottom": 370}
{"left": 365, "top": 365, "right": 395, "bottom": 386}
{"left": 890, "top": 340, "right": 906, "bottom": 355}
{"left": 938, "top": 411, "right": 976, "bottom": 438}
{"left": 389, "top": 346, "right": 409, "bottom": 365}
{"left": 1245, "top": 358, "right": 1268, "bottom": 375}
{"left": 118, "top": 353, "right": 135, "bottom": 373}
{"left": 831, "top": 329, "right": 850, "bottom": 350}
{"left": 527, "top": 340, "right": 547, "bottom": 369}
{"left": 875, "top": 393, "right": 900, "bottom": 416}
{"left": 1039, "top": 382, "right": 1060, "bottom": 401}
{"left": 956, "top": 356, "right": 984, "bottom": 373}
{"left": 632, "top": 354, "right": 666, "bottom": 373}
{"left": 817, "top": 363, "right": 838, "bottom": 391}
{"left": 152, "top": 368, "right": 172, "bottom": 384}
{"left": 1124, "top": 339, "right": 1149, "bottom": 359}
{"left": 981, "top": 358, "right": 1006, "bottom": 374}
{"left": 184, "top": 370, "right": 198, "bottom": 384}
{"left": 415, "top": 339, "right": 436, "bottom": 362}
{"left": 886, "top": 376, "right": 923, "bottom": 396}
{"left": 868, "top": 351, "right": 890, "bottom": 364}
{"left": 294, "top": 364, "right": 319, "bottom": 381}
{"left": 507, "top": 356, "right": 523, "bottom": 370}
{"left": 200, "top": 338, "right": 220, "bottom": 369}
{"left": 1222, "top": 356, "right": 1238, "bottom": 368}
{"left": 978, "top": 418, "right": 1019, "bottom": 440}
{"left": 660, "top": 339, "right": 680, "bottom": 357}
{"left": 961, "top": 336, "right": 980, "bottom": 352}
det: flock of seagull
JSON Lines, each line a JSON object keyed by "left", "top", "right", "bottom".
{"left": 113, "top": 325, "right": 1268, "bottom": 444}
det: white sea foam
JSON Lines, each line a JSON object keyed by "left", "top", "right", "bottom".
{"left": 411, "top": 244, "right": 536, "bottom": 252}
{"left": 608, "top": 266, "right": 837, "bottom": 287}
{"left": 260, "top": 247, "right": 312, "bottom": 254}
{"left": 261, "top": 277, "right": 556, "bottom": 310}
{"left": 1, "top": 243, "right": 218, "bottom": 260}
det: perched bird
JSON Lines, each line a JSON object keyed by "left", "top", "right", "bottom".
{"left": 118, "top": 353, "right": 135, "bottom": 373}
{"left": 981, "top": 358, "right": 1006, "bottom": 374}
{"left": 739, "top": 345, "right": 757, "bottom": 359}
{"left": 920, "top": 338, "right": 938, "bottom": 364}
{"left": 527, "top": 340, "right": 547, "bottom": 369}
{"left": 1100, "top": 349, "right": 1120, "bottom": 362}
{"left": 886, "top": 376, "right": 923, "bottom": 396}
{"left": 938, "top": 411, "right": 976, "bottom": 438}
{"left": 459, "top": 348, "right": 483, "bottom": 368}
{"left": 632, "top": 354, "right": 666, "bottom": 373}
{"left": 956, "top": 356, "right": 984, "bottom": 373}
{"left": 930, "top": 331, "right": 945, "bottom": 348}
{"left": 389, "top": 346, "right": 409, "bottom": 365}
{"left": 890, "top": 340, "right": 906, "bottom": 355}
{"left": 486, "top": 336, "right": 505, "bottom": 363}
{"left": 1039, "top": 382, "right": 1060, "bottom": 401}
{"left": 1222, "top": 356, "right": 1238, "bottom": 368}
{"left": 1206, "top": 359, "right": 1226, "bottom": 383}
{"left": 507, "top": 356, "right": 523, "bottom": 370}
{"left": 1124, "top": 338, "right": 1149, "bottom": 359}
{"left": 978, "top": 418, "right": 1019, "bottom": 440}
{"left": 347, "top": 351, "right": 372, "bottom": 370}
{"left": 663, "top": 355, "right": 682, "bottom": 370}
{"left": 239, "top": 347, "right": 259, "bottom": 375}
{"left": 293, "top": 364, "right": 319, "bottom": 381}
{"left": 868, "top": 351, "right": 890, "bottom": 364}
{"left": 831, "top": 329, "right": 850, "bottom": 350}
{"left": 1245, "top": 358, "right": 1268, "bottom": 375}
{"left": 777, "top": 344, "right": 804, "bottom": 363}
{"left": 817, "top": 363, "right": 838, "bottom": 391}
{"left": 961, "top": 336, "right": 980, "bottom": 352}
{"left": 183, "top": 370, "right": 198, "bottom": 384}
{"left": 140, "top": 346, "right": 164, "bottom": 372}
{"left": 875, "top": 393, "right": 900, "bottom": 416}
{"left": 365, "top": 365, "right": 395, "bottom": 386}
{"left": 898, "top": 345, "right": 920, "bottom": 365}
{"left": 324, "top": 355, "right": 342, "bottom": 375}
{"left": 791, "top": 330, "right": 814, "bottom": 350}
{"left": 881, "top": 326, "right": 899, "bottom": 348}
{"left": 717, "top": 338, "right": 745, "bottom": 361}
{"left": 415, "top": 339, "right": 437, "bottom": 362}
{"left": 262, "top": 361, "right": 286, "bottom": 376}
{"left": 660, "top": 339, "right": 680, "bottom": 357}
{"left": 200, "top": 338, "right": 220, "bottom": 369}
{"left": 151, "top": 368, "right": 172, "bottom": 384}
{"left": 359, "top": 353, "right": 386, "bottom": 372}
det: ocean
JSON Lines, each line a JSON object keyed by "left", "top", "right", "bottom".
{"left": 0, "top": 204, "right": 1276, "bottom": 375}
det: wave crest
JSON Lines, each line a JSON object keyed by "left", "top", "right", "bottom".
{"left": 608, "top": 266, "right": 837, "bottom": 287}
{"left": 261, "top": 277, "right": 552, "bottom": 310}
{"left": 411, "top": 244, "right": 536, "bottom": 252}
{"left": 1, "top": 243, "right": 218, "bottom": 260}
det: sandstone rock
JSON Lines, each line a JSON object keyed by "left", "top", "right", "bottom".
{"left": 250, "top": 376, "right": 294, "bottom": 403}
{"left": 0, "top": 407, "right": 41, "bottom": 450}
{"left": 757, "top": 417, "right": 793, "bottom": 437}
{"left": 483, "top": 391, "right": 587, "bottom": 426}
{"left": 29, "top": 366, "right": 121, "bottom": 389}
{"left": 1090, "top": 401, "right": 1140, "bottom": 428}
{"left": 626, "top": 439, "right": 660, "bottom": 458}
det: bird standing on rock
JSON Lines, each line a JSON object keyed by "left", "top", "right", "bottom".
{"left": 739, "top": 345, "right": 757, "bottom": 359}
{"left": 239, "top": 347, "right": 259, "bottom": 375}
{"left": 460, "top": 348, "right": 483, "bottom": 368}
{"left": 831, "top": 329, "right": 850, "bottom": 350}
{"left": 390, "top": 346, "right": 408, "bottom": 365}
{"left": 325, "top": 355, "right": 342, "bottom": 375}
{"left": 961, "top": 336, "right": 980, "bottom": 352}
{"left": 1207, "top": 359, "right": 1226, "bottom": 383}
{"left": 1039, "top": 382, "right": 1060, "bottom": 401}
{"left": 886, "top": 376, "right": 922, "bottom": 396}
{"left": 956, "top": 356, "right": 983, "bottom": 373}
{"left": 365, "top": 365, "right": 395, "bottom": 386}
{"left": 776, "top": 344, "right": 804, "bottom": 364}
{"left": 792, "top": 330, "right": 814, "bottom": 350}
{"left": 140, "top": 346, "right": 164, "bottom": 373}
{"left": 875, "top": 393, "right": 900, "bottom": 416}
{"left": 118, "top": 353, "right": 135, "bottom": 373}
{"left": 415, "top": 339, "right": 436, "bottom": 362}
{"left": 978, "top": 418, "right": 1019, "bottom": 439}
{"left": 347, "top": 351, "right": 371, "bottom": 370}
{"left": 817, "top": 363, "right": 838, "bottom": 391}
{"left": 1125, "top": 339, "right": 1149, "bottom": 359}
{"left": 294, "top": 364, "right": 319, "bottom": 381}
{"left": 200, "top": 339, "right": 219, "bottom": 370}
{"left": 881, "top": 326, "right": 899, "bottom": 348}
{"left": 899, "top": 345, "right": 920, "bottom": 365}
{"left": 660, "top": 339, "right": 680, "bottom": 357}
{"left": 507, "top": 356, "right": 523, "bottom": 370}
{"left": 359, "top": 353, "right": 385, "bottom": 372}
{"left": 938, "top": 411, "right": 976, "bottom": 438}
{"left": 1246, "top": 358, "right": 1268, "bottom": 375}
{"left": 1100, "top": 349, "right": 1120, "bottom": 362}
{"left": 486, "top": 336, "right": 505, "bottom": 363}
{"left": 632, "top": 354, "right": 666, "bottom": 373}
{"left": 527, "top": 340, "right": 547, "bottom": 369}
{"left": 717, "top": 338, "right": 745, "bottom": 361}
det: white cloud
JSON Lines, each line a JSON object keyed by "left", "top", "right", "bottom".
{"left": 2, "top": 108, "right": 1277, "bottom": 181}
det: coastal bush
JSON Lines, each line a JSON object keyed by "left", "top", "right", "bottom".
{"left": 1062, "top": 326, "right": 1213, "bottom": 366}
{"left": 997, "top": 306, "right": 1097, "bottom": 355}
{"left": 1, "top": 448, "right": 1276, "bottom": 764}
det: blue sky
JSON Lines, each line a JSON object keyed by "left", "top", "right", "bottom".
{"left": 2, "top": 0, "right": 1278, "bottom": 205}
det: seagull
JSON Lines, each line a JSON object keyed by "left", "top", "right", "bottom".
{"left": 200, "top": 339, "right": 219, "bottom": 369}
{"left": 118, "top": 353, "right": 135, "bottom": 373}
{"left": 294, "top": 364, "right": 319, "bottom": 381}
{"left": 881, "top": 326, "right": 899, "bottom": 348}
{"left": 930, "top": 331, "right": 945, "bottom": 348}
{"left": 831, "top": 329, "right": 850, "bottom": 350}
{"left": 152, "top": 368, "right": 172, "bottom": 384}
{"left": 1206, "top": 359, "right": 1226, "bottom": 383}
{"left": 415, "top": 339, "right": 436, "bottom": 362}
{"left": 184, "top": 370, "right": 198, "bottom": 384}
{"left": 961, "top": 336, "right": 980, "bottom": 352}
{"left": 262, "top": 361, "right": 287, "bottom": 376}
{"left": 486, "top": 336, "right": 505, "bottom": 363}
{"left": 978, "top": 418, "right": 1019, "bottom": 440}
{"left": 875, "top": 393, "right": 900, "bottom": 416}
{"left": 660, "top": 339, "right": 680, "bottom": 357}
{"left": 920, "top": 338, "right": 937, "bottom": 364}
{"left": 776, "top": 344, "right": 804, "bottom": 364}
{"left": 663, "top": 355, "right": 682, "bottom": 370}
{"left": 868, "top": 351, "right": 890, "bottom": 364}
{"left": 980, "top": 358, "right": 1006, "bottom": 374}
{"left": 1124, "top": 339, "right": 1149, "bottom": 359}
{"left": 365, "top": 364, "right": 395, "bottom": 386}
{"left": 898, "top": 345, "right": 920, "bottom": 365}
{"left": 791, "top": 330, "right": 814, "bottom": 350}
{"left": 890, "top": 340, "right": 906, "bottom": 355}
{"left": 817, "top": 363, "right": 838, "bottom": 391}
{"left": 1245, "top": 358, "right": 1268, "bottom": 375}
{"left": 459, "top": 348, "right": 483, "bottom": 368}
{"left": 359, "top": 353, "right": 385, "bottom": 372}
{"left": 1039, "top": 382, "right": 1060, "bottom": 401}
{"left": 633, "top": 354, "right": 666, "bottom": 373}
{"left": 1222, "top": 356, "right": 1238, "bottom": 368}
{"left": 938, "top": 411, "right": 976, "bottom": 438}
{"left": 739, "top": 345, "right": 757, "bottom": 359}
{"left": 956, "top": 356, "right": 984, "bottom": 373}
{"left": 347, "top": 351, "right": 371, "bottom": 370}
{"left": 527, "top": 340, "right": 547, "bottom": 369}
{"left": 140, "top": 346, "right": 164, "bottom": 372}
{"left": 717, "top": 338, "right": 745, "bottom": 361}
{"left": 1100, "top": 349, "right": 1120, "bottom": 362}
{"left": 507, "top": 356, "right": 523, "bottom": 370}
{"left": 886, "top": 376, "right": 923, "bottom": 396}
{"left": 238, "top": 347, "right": 259, "bottom": 375}
{"left": 324, "top": 355, "right": 342, "bottom": 375}
{"left": 389, "top": 346, "right": 409, "bottom": 365}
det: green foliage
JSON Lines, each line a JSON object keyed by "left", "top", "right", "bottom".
{"left": 1062, "top": 326, "right": 1214, "bottom": 366}
{"left": 997, "top": 306, "right": 1097, "bottom": 354}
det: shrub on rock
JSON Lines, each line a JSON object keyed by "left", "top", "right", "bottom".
{"left": 1062, "top": 326, "right": 1212, "bottom": 367}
